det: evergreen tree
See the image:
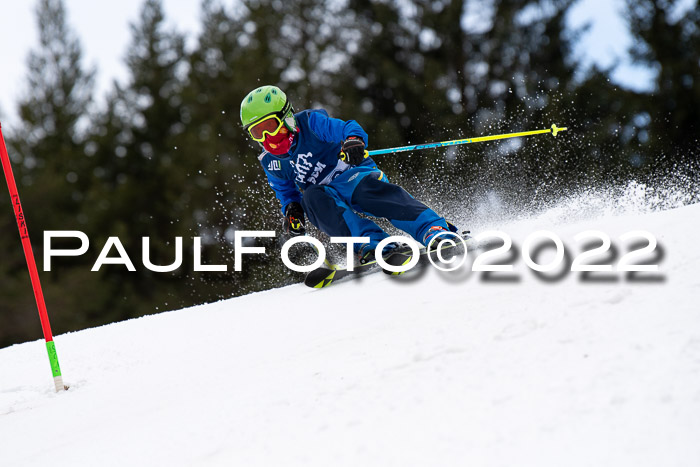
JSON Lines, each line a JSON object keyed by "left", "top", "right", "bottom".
{"left": 0, "top": 0, "right": 95, "bottom": 347}
{"left": 10, "top": 0, "right": 95, "bottom": 225}
{"left": 83, "top": 0, "right": 194, "bottom": 321}
{"left": 626, "top": 0, "right": 700, "bottom": 162}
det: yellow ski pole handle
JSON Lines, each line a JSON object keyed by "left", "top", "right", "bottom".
{"left": 367, "top": 124, "right": 568, "bottom": 156}
{"left": 464, "top": 123, "right": 567, "bottom": 143}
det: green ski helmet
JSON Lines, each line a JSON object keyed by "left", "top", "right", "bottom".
{"left": 240, "top": 85, "right": 297, "bottom": 142}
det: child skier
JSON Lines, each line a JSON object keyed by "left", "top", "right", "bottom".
{"left": 239, "top": 85, "right": 457, "bottom": 264}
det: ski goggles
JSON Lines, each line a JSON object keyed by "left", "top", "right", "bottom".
{"left": 247, "top": 114, "right": 286, "bottom": 142}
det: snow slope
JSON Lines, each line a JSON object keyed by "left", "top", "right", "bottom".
{"left": 1, "top": 201, "right": 699, "bottom": 467}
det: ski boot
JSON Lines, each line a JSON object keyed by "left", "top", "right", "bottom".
{"left": 357, "top": 242, "right": 403, "bottom": 265}
{"left": 423, "top": 222, "right": 466, "bottom": 263}
{"left": 423, "top": 223, "right": 460, "bottom": 250}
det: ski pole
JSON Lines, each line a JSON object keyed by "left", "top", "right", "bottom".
{"left": 367, "top": 123, "right": 567, "bottom": 156}
{"left": 0, "top": 122, "right": 66, "bottom": 392}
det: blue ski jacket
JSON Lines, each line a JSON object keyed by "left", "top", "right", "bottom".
{"left": 257, "top": 109, "right": 375, "bottom": 214}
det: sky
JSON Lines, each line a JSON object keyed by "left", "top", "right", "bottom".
{"left": 0, "top": 0, "right": 679, "bottom": 122}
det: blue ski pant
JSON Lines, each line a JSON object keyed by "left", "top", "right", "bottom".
{"left": 300, "top": 166, "right": 448, "bottom": 252}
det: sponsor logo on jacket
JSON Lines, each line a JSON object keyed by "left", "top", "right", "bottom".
{"left": 295, "top": 152, "right": 326, "bottom": 185}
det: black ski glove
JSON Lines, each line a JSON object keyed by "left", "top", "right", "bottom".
{"left": 283, "top": 202, "right": 306, "bottom": 237}
{"left": 340, "top": 136, "right": 369, "bottom": 166}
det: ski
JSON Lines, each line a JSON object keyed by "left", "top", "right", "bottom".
{"left": 304, "top": 232, "right": 471, "bottom": 289}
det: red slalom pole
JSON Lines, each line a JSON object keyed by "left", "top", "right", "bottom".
{"left": 0, "top": 122, "right": 66, "bottom": 392}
